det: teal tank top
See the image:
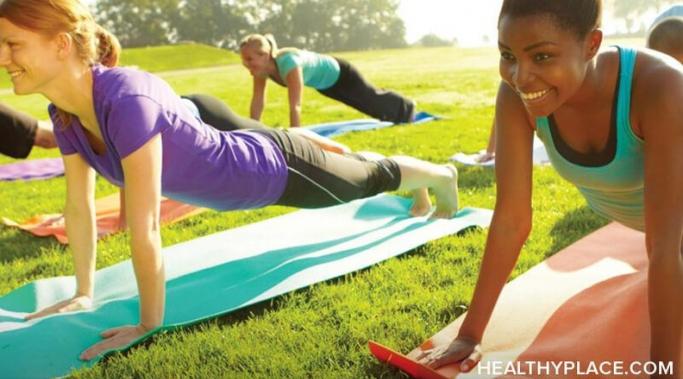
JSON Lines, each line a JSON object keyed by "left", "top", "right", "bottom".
{"left": 535, "top": 47, "right": 646, "bottom": 231}
{"left": 274, "top": 50, "right": 341, "bottom": 90}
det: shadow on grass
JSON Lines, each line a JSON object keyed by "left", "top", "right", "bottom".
{"left": 0, "top": 228, "right": 60, "bottom": 264}
{"left": 547, "top": 206, "right": 609, "bottom": 259}
{"left": 457, "top": 167, "right": 495, "bottom": 190}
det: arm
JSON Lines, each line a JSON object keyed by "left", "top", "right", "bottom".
{"left": 33, "top": 120, "right": 57, "bottom": 149}
{"left": 80, "top": 134, "right": 165, "bottom": 360}
{"left": 26, "top": 153, "right": 97, "bottom": 319}
{"left": 118, "top": 190, "right": 126, "bottom": 230}
{"left": 285, "top": 67, "right": 304, "bottom": 127}
{"left": 419, "top": 82, "right": 535, "bottom": 370}
{"left": 485, "top": 119, "right": 496, "bottom": 155}
{"left": 638, "top": 61, "right": 683, "bottom": 376}
{"left": 250, "top": 76, "right": 267, "bottom": 121}
{"left": 476, "top": 119, "right": 497, "bottom": 163}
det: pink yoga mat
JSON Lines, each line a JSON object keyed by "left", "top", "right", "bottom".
{"left": 371, "top": 222, "right": 653, "bottom": 378}
{"left": 0, "top": 157, "right": 64, "bottom": 181}
{"left": 2, "top": 193, "right": 205, "bottom": 244}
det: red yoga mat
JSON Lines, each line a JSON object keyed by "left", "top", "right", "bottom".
{"left": 2, "top": 194, "right": 205, "bottom": 244}
{"left": 370, "top": 222, "right": 652, "bottom": 378}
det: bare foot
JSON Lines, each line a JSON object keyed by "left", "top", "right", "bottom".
{"left": 410, "top": 188, "right": 432, "bottom": 216}
{"left": 431, "top": 164, "right": 459, "bottom": 219}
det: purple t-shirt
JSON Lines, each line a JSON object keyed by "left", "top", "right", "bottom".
{"left": 52, "top": 65, "right": 288, "bottom": 210}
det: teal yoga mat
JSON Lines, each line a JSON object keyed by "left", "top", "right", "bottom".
{"left": 0, "top": 194, "right": 492, "bottom": 378}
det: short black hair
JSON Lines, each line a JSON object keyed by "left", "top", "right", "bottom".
{"left": 499, "top": 0, "right": 602, "bottom": 40}
{"left": 648, "top": 18, "right": 683, "bottom": 53}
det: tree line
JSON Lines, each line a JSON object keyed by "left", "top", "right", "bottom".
{"left": 93, "top": 0, "right": 407, "bottom": 51}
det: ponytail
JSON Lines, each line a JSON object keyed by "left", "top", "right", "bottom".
{"left": 95, "top": 24, "right": 121, "bottom": 67}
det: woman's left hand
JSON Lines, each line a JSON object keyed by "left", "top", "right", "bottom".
{"left": 80, "top": 324, "right": 154, "bottom": 361}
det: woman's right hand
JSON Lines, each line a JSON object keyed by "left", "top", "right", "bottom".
{"left": 25, "top": 295, "right": 93, "bottom": 321}
{"left": 415, "top": 337, "right": 482, "bottom": 371}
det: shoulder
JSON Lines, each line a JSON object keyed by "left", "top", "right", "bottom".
{"left": 622, "top": 48, "right": 683, "bottom": 140}
{"left": 496, "top": 81, "right": 535, "bottom": 131}
{"left": 93, "top": 65, "right": 172, "bottom": 104}
{"left": 631, "top": 48, "right": 683, "bottom": 120}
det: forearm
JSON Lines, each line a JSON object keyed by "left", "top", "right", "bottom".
{"left": 131, "top": 234, "right": 165, "bottom": 329}
{"left": 64, "top": 202, "right": 97, "bottom": 297}
{"left": 289, "top": 105, "right": 301, "bottom": 127}
{"left": 118, "top": 190, "right": 127, "bottom": 230}
{"left": 458, "top": 216, "right": 530, "bottom": 341}
{"left": 486, "top": 120, "right": 496, "bottom": 155}
{"left": 648, "top": 248, "right": 683, "bottom": 375}
{"left": 250, "top": 99, "right": 264, "bottom": 121}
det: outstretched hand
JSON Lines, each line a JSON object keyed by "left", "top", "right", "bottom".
{"left": 25, "top": 295, "right": 92, "bottom": 321}
{"left": 415, "top": 337, "right": 482, "bottom": 371}
{"left": 80, "top": 324, "right": 152, "bottom": 361}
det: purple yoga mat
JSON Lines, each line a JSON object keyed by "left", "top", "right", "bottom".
{"left": 0, "top": 157, "right": 64, "bottom": 181}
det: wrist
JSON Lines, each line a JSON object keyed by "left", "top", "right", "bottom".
{"left": 138, "top": 321, "right": 161, "bottom": 332}
{"left": 75, "top": 289, "right": 93, "bottom": 299}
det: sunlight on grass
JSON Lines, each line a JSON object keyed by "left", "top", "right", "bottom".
{"left": 0, "top": 45, "right": 608, "bottom": 378}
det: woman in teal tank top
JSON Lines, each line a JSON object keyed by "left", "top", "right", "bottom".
{"left": 239, "top": 34, "right": 415, "bottom": 127}
{"left": 417, "top": 0, "right": 683, "bottom": 374}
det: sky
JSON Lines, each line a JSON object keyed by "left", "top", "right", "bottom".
{"left": 397, "top": 0, "right": 664, "bottom": 46}
{"left": 398, "top": 0, "right": 504, "bottom": 46}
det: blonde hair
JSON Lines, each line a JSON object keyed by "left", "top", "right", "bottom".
{"left": 0, "top": 0, "right": 121, "bottom": 123}
{"left": 239, "top": 33, "right": 298, "bottom": 58}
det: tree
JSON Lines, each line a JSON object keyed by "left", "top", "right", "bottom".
{"left": 415, "top": 33, "right": 453, "bottom": 47}
{"left": 608, "top": 0, "right": 679, "bottom": 33}
{"left": 93, "top": 0, "right": 406, "bottom": 51}
{"left": 244, "top": 0, "right": 406, "bottom": 51}
{"left": 174, "top": 0, "right": 248, "bottom": 49}
{"left": 95, "top": 0, "right": 180, "bottom": 47}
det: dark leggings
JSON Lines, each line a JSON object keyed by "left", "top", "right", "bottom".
{"left": 318, "top": 58, "right": 414, "bottom": 124}
{"left": 0, "top": 102, "right": 38, "bottom": 159}
{"left": 250, "top": 128, "right": 402, "bottom": 208}
{"left": 182, "top": 94, "right": 266, "bottom": 131}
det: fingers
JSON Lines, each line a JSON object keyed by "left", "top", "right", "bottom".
{"left": 24, "top": 297, "right": 91, "bottom": 321}
{"left": 81, "top": 326, "right": 141, "bottom": 361}
{"left": 101, "top": 326, "right": 131, "bottom": 338}
{"left": 24, "top": 301, "right": 66, "bottom": 321}
{"left": 460, "top": 347, "right": 483, "bottom": 372}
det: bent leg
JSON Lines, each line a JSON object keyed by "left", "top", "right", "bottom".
{"left": 319, "top": 59, "right": 415, "bottom": 123}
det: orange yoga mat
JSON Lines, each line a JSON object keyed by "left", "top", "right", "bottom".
{"left": 371, "top": 222, "right": 652, "bottom": 378}
{"left": 2, "top": 194, "right": 204, "bottom": 244}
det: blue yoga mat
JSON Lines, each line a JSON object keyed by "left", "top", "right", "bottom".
{"left": 0, "top": 194, "right": 491, "bottom": 378}
{"left": 305, "top": 112, "right": 438, "bottom": 138}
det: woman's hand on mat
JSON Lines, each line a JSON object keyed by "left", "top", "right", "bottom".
{"left": 25, "top": 295, "right": 92, "bottom": 321}
{"left": 416, "top": 337, "right": 482, "bottom": 371}
{"left": 79, "top": 324, "right": 153, "bottom": 361}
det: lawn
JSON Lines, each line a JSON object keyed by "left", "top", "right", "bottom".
{"left": 0, "top": 41, "right": 640, "bottom": 378}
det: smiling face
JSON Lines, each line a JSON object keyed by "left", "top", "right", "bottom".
{"left": 240, "top": 44, "right": 271, "bottom": 77}
{"left": 498, "top": 14, "right": 597, "bottom": 117}
{"left": 0, "top": 17, "right": 62, "bottom": 95}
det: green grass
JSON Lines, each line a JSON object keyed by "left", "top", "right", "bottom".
{"left": 0, "top": 45, "right": 610, "bottom": 378}
{"left": 0, "top": 43, "right": 239, "bottom": 90}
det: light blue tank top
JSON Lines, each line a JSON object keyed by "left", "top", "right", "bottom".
{"left": 274, "top": 50, "right": 341, "bottom": 90}
{"left": 535, "top": 47, "right": 645, "bottom": 231}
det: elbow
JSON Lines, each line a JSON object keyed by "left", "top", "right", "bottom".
{"left": 491, "top": 206, "right": 532, "bottom": 243}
